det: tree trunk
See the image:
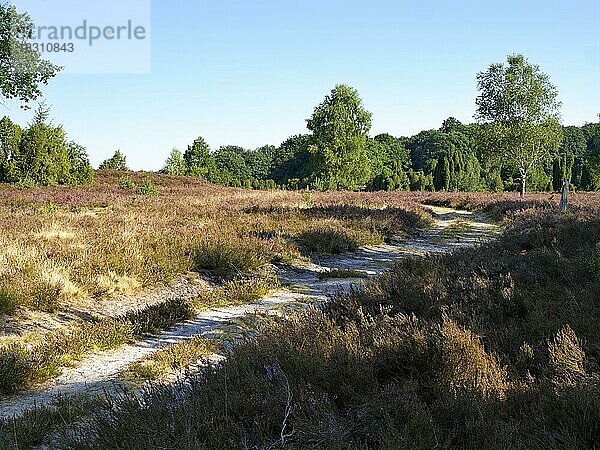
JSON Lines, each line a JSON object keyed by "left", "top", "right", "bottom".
{"left": 520, "top": 169, "right": 527, "bottom": 198}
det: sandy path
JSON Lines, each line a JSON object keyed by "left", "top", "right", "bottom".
{"left": 0, "top": 206, "right": 498, "bottom": 420}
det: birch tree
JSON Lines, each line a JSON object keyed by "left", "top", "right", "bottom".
{"left": 475, "top": 54, "right": 562, "bottom": 196}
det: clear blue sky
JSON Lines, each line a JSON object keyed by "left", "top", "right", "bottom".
{"left": 4, "top": 0, "right": 600, "bottom": 170}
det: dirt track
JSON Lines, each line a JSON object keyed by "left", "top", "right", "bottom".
{"left": 0, "top": 206, "right": 499, "bottom": 420}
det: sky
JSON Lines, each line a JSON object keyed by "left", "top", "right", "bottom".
{"left": 4, "top": 0, "right": 600, "bottom": 171}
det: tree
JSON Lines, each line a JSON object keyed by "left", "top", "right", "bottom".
{"left": 0, "top": 4, "right": 61, "bottom": 106}
{"left": 246, "top": 146, "right": 274, "bottom": 180}
{"left": 585, "top": 132, "right": 600, "bottom": 189}
{"left": 5, "top": 104, "right": 93, "bottom": 186}
{"left": 366, "top": 135, "right": 410, "bottom": 191}
{"left": 475, "top": 54, "right": 562, "bottom": 196}
{"left": 66, "top": 141, "right": 94, "bottom": 185}
{"left": 307, "top": 84, "right": 372, "bottom": 190}
{"left": 271, "top": 134, "right": 312, "bottom": 186}
{"left": 99, "top": 150, "right": 128, "bottom": 171}
{"left": 406, "top": 129, "right": 450, "bottom": 172}
{"left": 17, "top": 105, "right": 70, "bottom": 185}
{"left": 161, "top": 148, "right": 186, "bottom": 176}
{"left": 0, "top": 115, "right": 23, "bottom": 181}
{"left": 184, "top": 137, "right": 215, "bottom": 177}
{"left": 558, "top": 126, "right": 587, "bottom": 189}
{"left": 440, "top": 117, "right": 467, "bottom": 134}
{"left": 214, "top": 145, "right": 251, "bottom": 182}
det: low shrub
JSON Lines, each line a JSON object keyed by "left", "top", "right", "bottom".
{"left": 121, "top": 337, "right": 221, "bottom": 384}
{"left": 192, "top": 240, "right": 267, "bottom": 279}
{"left": 118, "top": 175, "right": 136, "bottom": 190}
{"left": 64, "top": 204, "right": 600, "bottom": 449}
{"left": 136, "top": 178, "right": 159, "bottom": 196}
{"left": 295, "top": 228, "right": 359, "bottom": 254}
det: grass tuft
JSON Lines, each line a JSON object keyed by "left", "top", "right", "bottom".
{"left": 120, "top": 337, "right": 222, "bottom": 385}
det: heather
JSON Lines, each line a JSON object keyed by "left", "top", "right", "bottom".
{"left": 48, "top": 196, "right": 600, "bottom": 450}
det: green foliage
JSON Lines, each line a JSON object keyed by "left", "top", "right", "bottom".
{"left": 246, "top": 145, "right": 274, "bottom": 180}
{"left": 118, "top": 176, "right": 159, "bottom": 196}
{"left": 160, "top": 75, "right": 599, "bottom": 195}
{"left": 213, "top": 145, "right": 251, "bottom": 182}
{"left": 406, "top": 129, "right": 449, "bottom": 171}
{"left": 0, "top": 115, "right": 22, "bottom": 182}
{"left": 307, "top": 84, "right": 373, "bottom": 190}
{"left": 66, "top": 141, "right": 94, "bottom": 185}
{"left": 99, "top": 150, "right": 128, "bottom": 171}
{"left": 136, "top": 177, "right": 159, "bottom": 196}
{"left": 0, "top": 4, "right": 61, "bottom": 106}
{"left": 367, "top": 135, "right": 410, "bottom": 191}
{"left": 271, "top": 134, "right": 311, "bottom": 185}
{"left": 192, "top": 240, "right": 267, "bottom": 279}
{"left": 161, "top": 148, "right": 186, "bottom": 176}
{"left": 295, "top": 228, "right": 359, "bottom": 254}
{"left": 552, "top": 151, "right": 575, "bottom": 191}
{"left": 433, "top": 136, "right": 482, "bottom": 192}
{"left": 0, "top": 106, "right": 93, "bottom": 186}
{"left": 183, "top": 137, "right": 216, "bottom": 178}
{"left": 475, "top": 54, "right": 563, "bottom": 196}
{"left": 301, "top": 191, "right": 314, "bottom": 207}
{"left": 408, "top": 169, "right": 434, "bottom": 191}
{"left": 118, "top": 175, "right": 136, "bottom": 190}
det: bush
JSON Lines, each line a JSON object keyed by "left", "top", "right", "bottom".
{"left": 192, "top": 240, "right": 267, "bottom": 279}
{"left": 589, "top": 243, "right": 600, "bottom": 280}
{"left": 118, "top": 175, "right": 136, "bottom": 190}
{"left": 136, "top": 178, "right": 159, "bottom": 196}
{"left": 295, "top": 228, "right": 359, "bottom": 254}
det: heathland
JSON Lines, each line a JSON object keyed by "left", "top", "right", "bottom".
{"left": 0, "top": 173, "right": 598, "bottom": 449}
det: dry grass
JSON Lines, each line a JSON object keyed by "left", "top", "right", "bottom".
{"left": 120, "top": 337, "right": 222, "bottom": 385}
{"left": 0, "top": 299, "right": 194, "bottom": 394}
{"left": 0, "top": 171, "right": 432, "bottom": 320}
{"left": 0, "top": 172, "right": 432, "bottom": 397}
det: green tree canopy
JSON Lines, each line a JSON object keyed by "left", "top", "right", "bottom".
{"left": 161, "top": 148, "right": 186, "bottom": 176}
{"left": 307, "top": 84, "right": 372, "bottom": 190}
{"left": 214, "top": 145, "right": 251, "bottom": 181}
{"left": 0, "top": 105, "right": 93, "bottom": 185}
{"left": 271, "top": 134, "right": 312, "bottom": 185}
{"left": 475, "top": 54, "right": 562, "bottom": 196}
{"left": 99, "top": 150, "right": 128, "bottom": 171}
{"left": 0, "top": 4, "right": 61, "bottom": 106}
{"left": 0, "top": 115, "right": 23, "bottom": 181}
{"left": 246, "top": 146, "right": 274, "bottom": 180}
{"left": 406, "top": 130, "right": 450, "bottom": 172}
{"left": 184, "top": 137, "right": 213, "bottom": 175}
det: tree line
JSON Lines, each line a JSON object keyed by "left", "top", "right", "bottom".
{"left": 158, "top": 116, "right": 600, "bottom": 193}
{"left": 160, "top": 56, "right": 600, "bottom": 194}
{"left": 0, "top": 104, "right": 93, "bottom": 187}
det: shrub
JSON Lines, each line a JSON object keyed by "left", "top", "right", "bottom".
{"left": 136, "top": 178, "right": 159, "bottom": 196}
{"left": 118, "top": 175, "right": 136, "bottom": 190}
{"left": 0, "top": 288, "right": 19, "bottom": 315}
{"left": 548, "top": 325, "right": 586, "bottom": 384}
{"left": 192, "top": 240, "right": 266, "bottom": 279}
{"left": 295, "top": 228, "right": 359, "bottom": 254}
{"left": 589, "top": 243, "right": 600, "bottom": 280}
